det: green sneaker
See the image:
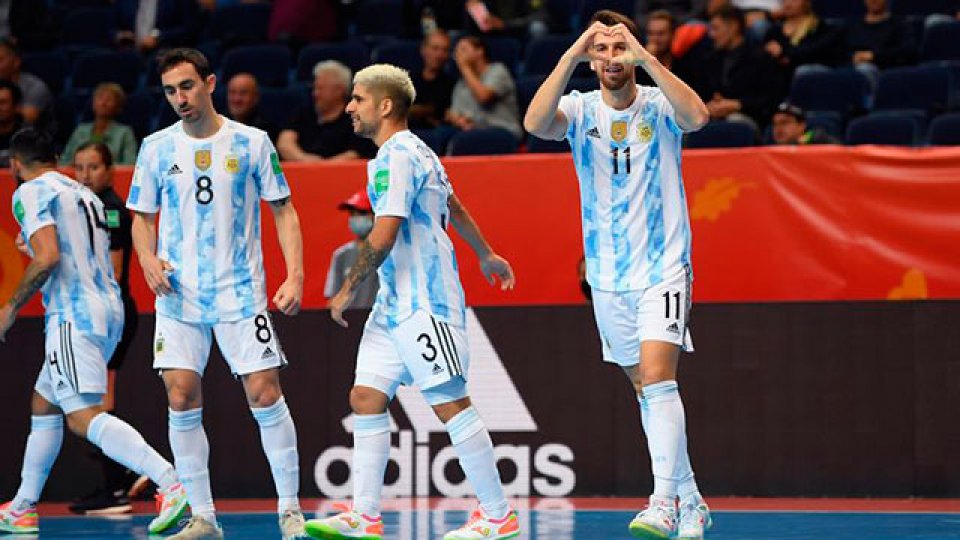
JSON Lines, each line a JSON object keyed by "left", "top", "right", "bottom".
{"left": 148, "top": 482, "right": 189, "bottom": 534}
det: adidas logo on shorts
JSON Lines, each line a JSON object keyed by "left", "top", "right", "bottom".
{"left": 432, "top": 363, "right": 443, "bottom": 375}
{"left": 666, "top": 322, "right": 680, "bottom": 334}
{"left": 167, "top": 164, "right": 183, "bottom": 175}
{"left": 586, "top": 127, "right": 600, "bottom": 138}
{"left": 261, "top": 347, "right": 276, "bottom": 360}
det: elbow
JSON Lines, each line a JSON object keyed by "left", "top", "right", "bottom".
{"left": 523, "top": 113, "right": 543, "bottom": 138}
{"left": 35, "top": 252, "right": 60, "bottom": 270}
{"left": 689, "top": 102, "right": 710, "bottom": 131}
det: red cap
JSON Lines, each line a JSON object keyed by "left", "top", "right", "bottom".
{"left": 338, "top": 189, "right": 372, "bottom": 212}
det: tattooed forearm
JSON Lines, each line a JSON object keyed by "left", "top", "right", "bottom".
{"left": 345, "top": 239, "right": 389, "bottom": 291}
{"left": 9, "top": 260, "right": 53, "bottom": 311}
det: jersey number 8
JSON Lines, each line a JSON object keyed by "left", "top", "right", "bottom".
{"left": 195, "top": 176, "right": 214, "bottom": 205}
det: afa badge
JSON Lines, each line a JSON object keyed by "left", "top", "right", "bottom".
{"left": 610, "top": 120, "right": 628, "bottom": 142}
{"left": 194, "top": 149, "right": 211, "bottom": 171}
{"left": 637, "top": 122, "right": 653, "bottom": 143}
{"left": 224, "top": 154, "right": 240, "bottom": 174}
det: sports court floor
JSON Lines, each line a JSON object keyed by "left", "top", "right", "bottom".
{"left": 23, "top": 498, "right": 960, "bottom": 539}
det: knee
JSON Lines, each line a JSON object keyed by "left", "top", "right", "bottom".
{"left": 167, "top": 384, "right": 201, "bottom": 411}
{"left": 350, "top": 386, "right": 388, "bottom": 415}
{"left": 65, "top": 414, "right": 88, "bottom": 438}
{"left": 639, "top": 365, "right": 674, "bottom": 388}
{"left": 245, "top": 377, "right": 282, "bottom": 408}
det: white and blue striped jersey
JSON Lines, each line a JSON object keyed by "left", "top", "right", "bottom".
{"left": 126, "top": 117, "right": 290, "bottom": 323}
{"left": 12, "top": 172, "right": 122, "bottom": 336}
{"left": 559, "top": 86, "right": 693, "bottom": 292}
{"left": 367, "top": 130, "right": 465, "bottom": 329}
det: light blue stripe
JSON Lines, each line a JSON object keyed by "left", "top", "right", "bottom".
{"left": 231, "top": 134, "right": 257, "bottom": 319}
{"left": 156, "top": 137, "right": 183, "bottom": 319}
{"left": 194, "top": 141, "right": 217, "bottom": 323}
{"left": 577, "top": 97, "right": 599, "bottom": 282}
{"left": 641, "top": 102, "right": 665, "bottom": 286}
{"left": 353, "top": 412, "right": 390, "bottom": 435}
{"left": 610, "top": 111, "right": 633, "bottom": 291}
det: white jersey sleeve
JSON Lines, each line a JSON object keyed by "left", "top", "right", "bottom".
{"left": 558, "top": 91, "right": 585, "bottom": 139}
{"left": 255, "top": 136, "right": 291, "bottom": 202}
{"left": 126, "top": 142, "right": 161, "bottom": 213}
{"left": 13, "top": 181, "right": 57, "bottom": 242}
{"left": 372, "top": 149, "right": 419, "bottom": 219}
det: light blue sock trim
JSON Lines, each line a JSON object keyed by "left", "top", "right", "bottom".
{"left": 31, "top": 415, "right": 63, "bottom": 431}
{"left": 353, "top": 413, "right": 390, "bottom": 436}
{"left": 445, "top": 407, "right": 484, "bottom": 446}
{"left": 169, "top": 408, "right": 203, "bottom": 432}
{"left": 642, "top": 380, "right": 679, "bottom": 403}
{"left": 251, "top": 396, "right": 291, "bottom": 428}
{"left": 86, "top": 412, "right": 110, "bottom": 446}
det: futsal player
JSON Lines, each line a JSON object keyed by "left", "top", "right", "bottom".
{"left": 305, "top": 64, "right": 520, "bottom": 540}
{"left": 0, "top": 128, "right": 188, "bottom": 536}
{"left": 524, "top": 10, "right": 712, "bottom": 540}
{"left": 127, "top": 48, "right": 307, "bottom": 540}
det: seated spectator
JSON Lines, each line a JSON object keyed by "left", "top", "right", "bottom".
{"left": 324, "top": 190, "right": 379, "bottom": 310}
{"left": 691, "top": 5, "right": 784, "bottom": 131}
{"left": 0, "top": 79, "right": 24, "bottom": 167}
{"left": 225, "top": 72, "right": 279, "bottom": 142}
{"left": 770, "top": 101, "right": 839, "bottom": 145}
{"left": 113, "top": 0, "right": 202, "bottom": 53}
{"left": 464, "top": 0, "right": 551, "bottom": 38}
{"left": 637, "top": 10, "right": 698, "bottom": 86}
{"left": 277, "top": 60, "right": 376, "bottom": 161}
{"left": 846, "top": 0, "right": 916, "bottom": 71}
{"left": 0, "top": 0, "right": 54, "bottom": 51}
{"left": 60, "top": 83, "right": 138, "bottom": 166}
{"left": 762, "top": 0, "right": 843, "bottom": 71}
{"left": 447, "top": 36, "right": 522, "bottom": 141}
{"left": 636, "top": 0, "right": 709, "bottom": 24}
{"left": 410, "top": 30, "right": 455, "bottom": 130}
{"left": 730, "top": 0, "right": 783, "bottom": 38}
{"left": 0, "top": 39, "right": 53, "bottom": 135}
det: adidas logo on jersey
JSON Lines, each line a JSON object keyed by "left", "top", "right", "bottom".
{"left": 666, "top": 322, "right": 680, "bottom": 334}
{"left": 432, "top": 363, "right": 443, "bottom": 375}
{"left": 586, "top": 127, "right": 600, "bottom": 138}
{"left": 261, "top": 347, "right": 276, "bottom": 360}
{"left": 167, "top": 164, "right": 183, "bottom": 175}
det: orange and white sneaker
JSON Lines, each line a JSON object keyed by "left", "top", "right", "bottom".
{"left": 0, "top": 501, "right": 39, "bottom": 534}
{"left": 443, "top": 507, "right": 521, "bottom": 540}
{"left": 148, "top": 482, "right": 190, "bottom": 534}
{"left": 304, "top": 504, "right": 383, "bottom": 540}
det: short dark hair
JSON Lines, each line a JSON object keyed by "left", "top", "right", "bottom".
{"left": 711, "top": 5, "right": 745, "bottom": 32}
{"left": 75, "top": 142, "right": 114, "bottom": 168}
{"left": 589, "top": 9, "right": 641, "bottom": 42}
{"left": 10, "top": 128, "right": 57, "bottom": 166}
{"left": 0, "top": 38, "right": 19, "bottom": 57}
{"left": 157, "top": 47, "right": 213, "bottom": 80}
{"left": 459, "top": 35, "right": 488, "bottom": 61}
{"left": 647, "top": 9, "right": 677, "bottom": 32}
{"left": 0, "top": 79, "right": 22, "bottom": 105}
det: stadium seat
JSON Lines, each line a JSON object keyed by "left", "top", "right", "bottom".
{"left": 527, "top": 134, "right": 570, "bottom": 153}
{"left": 206, "top": 3, "right": 271, "bottom": 48}
{"left": 928, "top": 112, "right": 960, "bottom": 145}
{"left": 447, "top": 128, "right": 518, "bottom": 156}
{"left": 523, "top": 35, "right": 574, "bottom": 77}
{"left": 805, "top": 110, "right": 845, "bottom": 140}
{"left": 70, "top": 50, "right": 144, "bottom": 94}
{"left": 874, "top": 65, "right": 952, "bottom": 115}
{"left": 259, "top": 88, "right": 310, "bottom": 128}
{"left": 21, "top": 51, "right": 70, "bottom": 95}
{"left": 517, "top": 75, "right": 545, "bottom": 118}
{"left": 812, "top": 0, "right": 863, "bottom": 20}
{"left": 566, "top": 77, "right": 599, "bottom": 94}
{"left": 297, "top": 42, "right": 369, "bottom": 82}
{"left": 577, "top": 0, "right": 634, "bottom": 29}
{"left": 60, "top": 7, "right": 114, "bottom": 47}
{"left": 789, "top": 69, "right": 870, "bottom": 117}
{"left": 353, "top": 0, "right": 405, "bottom": 38}
{"left": 482, "top": 37, "right": 522, "bottom": 76}
{"left": 54, "top": 93, "right": 79, "bottom": 146}
{"left": 921, "top": 21, "right": 960, "bottom": 62}
{"left": 219, "top": 45, "right": 292, "bottom": 88}
{"left": 684, "top": 121, "right": 757, "bottom": 148}
{"left": 371, "top": 41, "right": 422, "bottom": 74}
{"left": 846, "top": 112, "right": 922, "bottom": 145}
{"left": 891, "top": 0, "right": 957, "bottom": 16}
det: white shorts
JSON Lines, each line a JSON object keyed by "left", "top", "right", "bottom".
{"left": 36, "top": 320, "right": 118, "bottom": 413}
{"left": 591, "top": 267, "right": 695, "bottom": 367}
{"left": 355, "top": 310, "right": 469, "bottom": 397}
{"left": 153, "top": 311, "right": 287, "bottom": 376}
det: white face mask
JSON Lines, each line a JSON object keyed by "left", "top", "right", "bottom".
{"left": 348, "top": 215, "right": 374, "bottom": 238}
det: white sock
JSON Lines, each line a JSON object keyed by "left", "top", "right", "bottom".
{"left": 12, "top": 415, "right": 63, "bottom": 511}
{"left": 639, "top": 393, "right": 700, "bottom": 502}
{"left": 87, "top": 412, "right": 178, "bottom": 491}
{"left": 446, "top": 407, "right": 509, "bottom": 520}
{"left": 351, "top": 413, "right": 390, "bottom": 517}
{"left": 640, "top": 381, "right": 686, "bottom": 500}
{"left": 250, "top": 396, "right": 300, "bottom": 514}
{"left": 169, "top": 408, "right": 216, "bottom": 522}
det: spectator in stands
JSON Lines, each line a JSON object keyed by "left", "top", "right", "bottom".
{"left": 637, "top": 10, "right": 698, "bottom": 86}
{"left": 730, "top": 0, "right": 783, "bottom": 38}
{"left": 410, "top": 30, "right": 455, "bottom": 130}
{"left": 463, "top": 0, "right": 551, "bottom": 38}
{"left": 846, "top": 0, "right": 916, "bottom": 75}
{"left": 0, "top": 39, "right": 53, "bottom": 135}
{"left": 0, "top": 79, "right": 24, "bottom": 167}
{"left": 324, "top": 190, "right": 379, "bottom": 310}
{"left": 60, "top": 83, "right": 138, "bottom": 166}
{"left": 225, "top": 72, "right": 279, "bottom": 142}
{"left": 635, "top": 0, "right": 709, "bottom": 24}
{"left": 769, "top": 101, "right": 839, "bottom": 145}
{"left": 277, "top": 60, "right": 376, "bottom": 161}
{"left": 269, "top": 0, "right": 339, "bottom": 46}
{"left": 0, "top": 0, "right": 53, "bottom": 51}
{"left": 447, "top": 36, "right": 522, "bottom": 141}
{"left": 762, "top": 0, "right": 843, "bottom": 71}
{"left": 113, "top": 0, "right": 202, "bottom": 53}
{"left": 692, "top": 5, "right": 784, "bottom": 131}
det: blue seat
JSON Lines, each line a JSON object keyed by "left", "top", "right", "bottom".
{"left": 874, "top": 66, "right": 952, "bottom": 115}
{"left": 566, "top": 77, "right": 599, "bottom": 94}
{"left": 54, "top": 93, "right": 80, "bottom": 145}
{"left": 789, "top": 69, "right": 869, "bottom": 116}
{"left": 846, "top": 112, "right": 922, "bottom": 145}
{"left": 812, "top": 0, "right": 863, "bottom": 20}
{"left": 891, "top": 0, "right": 956, "bottom": 16}
{"left": 517, "top": 75, "right": 545, "bottom": 118}
{"left": 21, "top": 51, "right": 70, "bottom": 95}
{"left": 259, "top": 88, "right": 310, "bottom": 128}
{"left": 928, "top": 112, "right": 960, "bottom": 145}
{"left": 684, "top": 121, "right": 757, "bottom": 148}
{"left": 921, "top": 21, "right": 960, "bottom": 62}
{"left": 70, "top": 50, "right": 143, "bottom": 94}
{"left": 206, "top": 3, "right": 271, "bottom": 47}
{"left": 219, "top": 45, "right": 292, "bottom": 88}
{"left": 527, "top": 134, "right": 570, "bottom": 153}
{"left": 371, "top": 41, "right": 422, "bottom": 73}
{"left": 482, "top": 37, "right": 522, "bottom": 76}
{"left": 297, "top": 42, "right": 369, "bottom": 82}
{"left": 805, "top": 110, "right": 845, "bottom": 140}
{"left": 577, "top": 0, "right": 634, "bottom": 28}
{"left": 447, "top": 128, "right": 518, "bottom": 156}
{"left": 354, "top": 0, "right": 404, "bottom": 38}
{"left": 523, "top": 35, "right": 574, "bottom": 77}
{"left": 117, "top": 91, "right": 157, "bottom": 140}
{"left": 60, "top": 7, "right": 114, "bottom": 47}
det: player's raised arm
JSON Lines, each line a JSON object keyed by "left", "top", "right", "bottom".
{"left": 448, "top": 193, "right": 515, "bottom": 291}
{"left": 328, "top": 216, "right": 403, "bottom": 327}
{"left": 130, "top": 211, "right": 172, "bottom": 296}
{"left": 0, "top": 225, "right": 59, "bottom": 341}
{"left": 523, "top": 22, "right": 608, "bottom": 140}
{"left": 269, "top": 197, "right": 304, "bottom": 316}
{"left": 609, "top": 23, "right": 709, "bottom": 132}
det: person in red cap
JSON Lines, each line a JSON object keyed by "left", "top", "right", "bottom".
{"left": 324, "top": 189, "right": 379, "bottom": 309}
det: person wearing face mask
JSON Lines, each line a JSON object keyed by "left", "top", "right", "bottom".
{"left": 324, "top": 190, "right": 379, "bottom": 309}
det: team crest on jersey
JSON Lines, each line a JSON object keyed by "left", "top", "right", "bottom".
{"left": 224, "top": 154, "right": 240, "bottom": 174}
{"left": 194, "top": 150, "right": 212, "bottom": 171}
{"left": 637, "top": 122, "right": 653, "bottom": 143}
{"left": 610, "top": 120, "right": 628, "bottom": 142}
{"left": 155, "top": 334, "right": 165, "bottom": 354}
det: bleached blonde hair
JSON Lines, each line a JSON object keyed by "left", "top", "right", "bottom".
{"left": 353, "top": 63, "right": 417, "bottom": 118}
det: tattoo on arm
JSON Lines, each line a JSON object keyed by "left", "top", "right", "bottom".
{"left": 9, "top": 260, "right": 53, "bottom": 311}
{"left": 269, "top": 197, "right": 291, "bottom": 208}
{"left": 345, "top": 239, "right": 389, "bottom": 291}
